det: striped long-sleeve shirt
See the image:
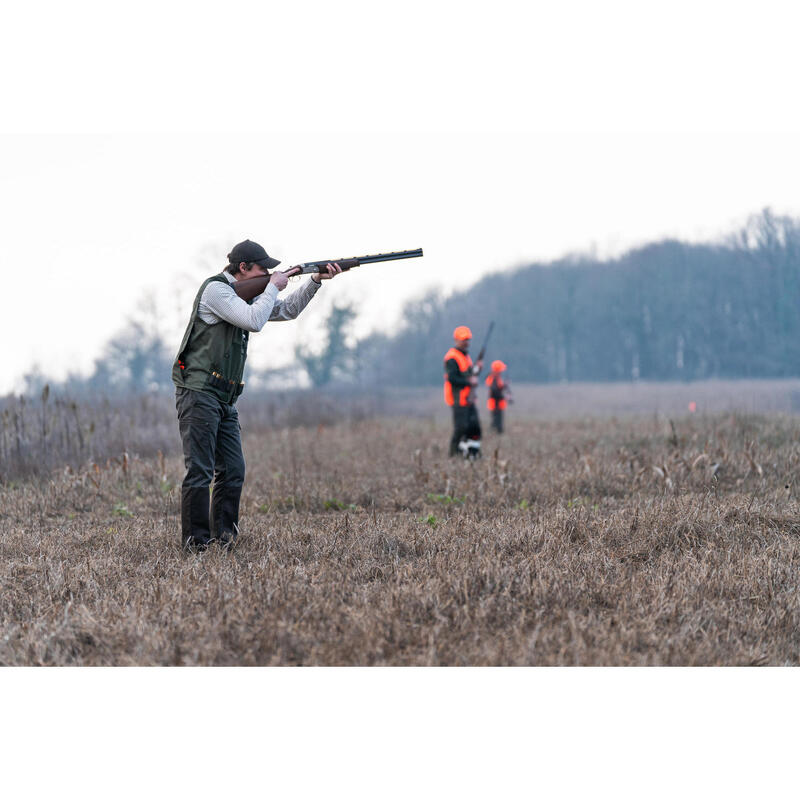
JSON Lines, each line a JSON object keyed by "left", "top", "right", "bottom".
{"left": 198, "top": 271, "right": 322, "bottom": 331}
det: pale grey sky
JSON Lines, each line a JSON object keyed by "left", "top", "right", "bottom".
{"left": 2, "top": 1, "right": 800, "bottom": 394}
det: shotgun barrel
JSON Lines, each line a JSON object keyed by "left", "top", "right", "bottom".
{"left": 476, "top": 321, "right": 494, "bottom": 365}
{"left": 297, "top": 248, "right": 423, "bottom": 273}
{"left": 467, "top": 321, "right": 494, "bottom": 404}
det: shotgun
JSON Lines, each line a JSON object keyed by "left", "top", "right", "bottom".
{"left": 475, "top": 321, "right": 494, "bottom": 367}
{"left": 232, "top": 248, "right": 423, "bottom": 302}
{"left": 467, "top": 321, "right": 494, "bottom": 404}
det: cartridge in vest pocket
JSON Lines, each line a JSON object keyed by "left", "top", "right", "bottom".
{"left": 207, "top": 371, "right": 230, "bottom": 391}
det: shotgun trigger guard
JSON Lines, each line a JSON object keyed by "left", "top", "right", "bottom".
{"left": 283, "top": 265, "right": 303, "bottom": 280}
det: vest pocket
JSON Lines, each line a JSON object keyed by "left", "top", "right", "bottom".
{"left": 207, "top": 370, "right": 229, "bottom": 391}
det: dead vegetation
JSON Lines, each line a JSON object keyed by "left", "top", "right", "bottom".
{"left": 1, "top": 412, "right": 800, "bottom": 665}
{"left": 0, "top": 387, "right": 389, "bottom": 484}
{"left": 6, "top": 378, "right": 800, "bottom": 483}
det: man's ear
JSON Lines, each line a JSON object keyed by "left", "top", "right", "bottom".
{"left": 239, "top": 261, "right": 249, "bottom": 273}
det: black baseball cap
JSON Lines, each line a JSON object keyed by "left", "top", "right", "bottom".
{"left": 227, "top": 239, "right": 281, "bottom": 270}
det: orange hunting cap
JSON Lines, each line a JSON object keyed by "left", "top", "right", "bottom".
{"left": 453, "top": 325, "right": 472, "bottom": 341}
{"left": 491, "top": 360, "right": 507, "bottom": 372}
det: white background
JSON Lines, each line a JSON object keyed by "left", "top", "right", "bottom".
{"left": 1, "top": 1, "right": 798, "bottom": 794}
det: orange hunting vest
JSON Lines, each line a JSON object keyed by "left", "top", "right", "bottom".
{"left": 485, "top": 373, "right": 507, "bottom": 411}
{"left": 443, "top": 347, "right": 473, "bottom": 407}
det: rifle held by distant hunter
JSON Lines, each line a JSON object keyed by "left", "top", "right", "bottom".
{"left": 233, "top": 248, "right": 424, "bottom": 302}
{"left": 468, "top": 320, "right": 494, "bottom": 403}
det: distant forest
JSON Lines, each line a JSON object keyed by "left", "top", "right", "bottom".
{"left": 358, "top": 208, "right": 800, "bottom": 386}
{"left": 20, "top": 208, "right": 800, "bottom": 397}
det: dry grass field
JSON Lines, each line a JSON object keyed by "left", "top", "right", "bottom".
{"left": 2, "top": 408, "right": 800, "bottom": 665}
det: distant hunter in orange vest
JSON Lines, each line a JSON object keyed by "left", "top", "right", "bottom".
{"left": 485, "top": 360, "right": 512, "bottom": 433}
{"left": 444, "top": 326, "right": 483, "bottom": 458}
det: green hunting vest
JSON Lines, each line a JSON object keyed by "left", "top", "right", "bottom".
{"left": 172, "top": 275, "right": 249, "bottom": 404}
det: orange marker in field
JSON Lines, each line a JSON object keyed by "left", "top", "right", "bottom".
{"left": 688, "top": 401, "right": 697, "bottom": 413}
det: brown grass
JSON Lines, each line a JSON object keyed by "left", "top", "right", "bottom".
{"left": 2, "top": 412, "right": 800, "bottom": 665}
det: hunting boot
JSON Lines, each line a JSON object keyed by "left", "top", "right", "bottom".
{"left": 210, "top": 485, "right": 242, "bottom": 551}
{"left": 181, "top": 487, "right": 212, "bottom": 552}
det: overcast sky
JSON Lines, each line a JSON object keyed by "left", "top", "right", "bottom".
{"left": 2, "top": 1, "right": 800, "bottom": 395}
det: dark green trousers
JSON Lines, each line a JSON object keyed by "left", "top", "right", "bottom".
{"left": 450, "top": 404, "right": 481, "bottom": 456}
{"left": 175, "top": 387, "right": 245, "bottom": 549}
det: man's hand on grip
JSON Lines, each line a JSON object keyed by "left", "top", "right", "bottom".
{"left": 269, "top": 271, "right": 289, "bottom": 291}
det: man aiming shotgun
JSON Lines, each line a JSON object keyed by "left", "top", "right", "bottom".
{"left": 172, "top": 239, "right": 423, "bottom": 552}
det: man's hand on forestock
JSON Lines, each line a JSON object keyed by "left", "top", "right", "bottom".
{"left": 312, "top": 262, "right": 343, "bottom": 284}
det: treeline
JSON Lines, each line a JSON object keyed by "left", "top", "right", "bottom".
{"left": 19, "top": 298, "right": 365, "bottom": 397}
{"left": 18, "top": 208, "right": 800, "bottom": 398}
{"left": 360, "top": 209, "right": 800, "bottom": 385}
